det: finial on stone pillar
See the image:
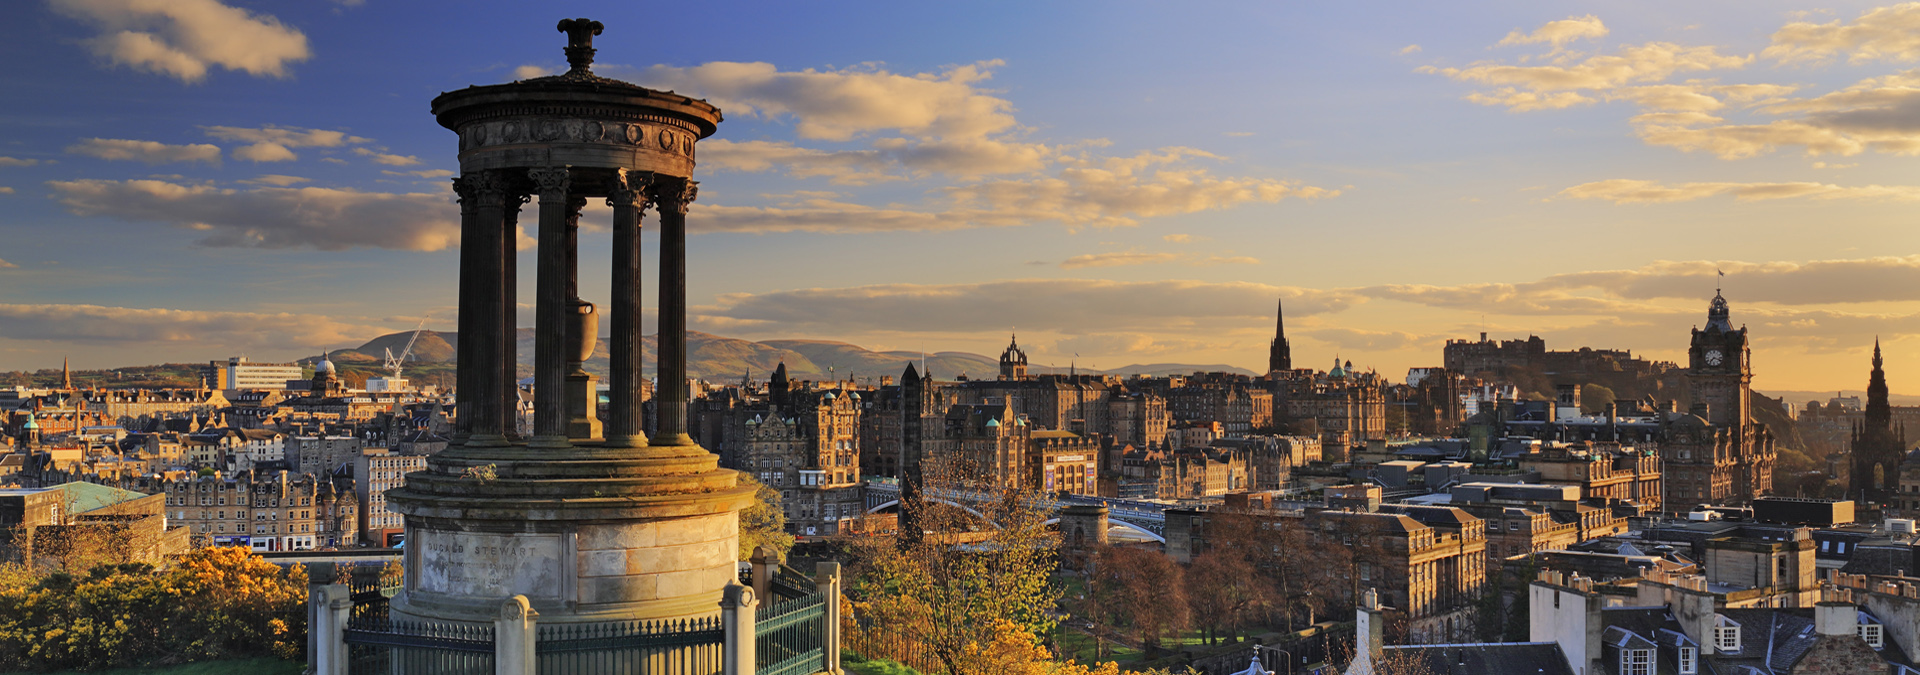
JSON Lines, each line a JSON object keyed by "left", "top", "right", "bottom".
{"left": 557, "top": 18, "right": 604, "bottom": 75}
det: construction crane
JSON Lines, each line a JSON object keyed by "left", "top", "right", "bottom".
{"left": 383, "top": 313, "right": 432, "bottom": 379}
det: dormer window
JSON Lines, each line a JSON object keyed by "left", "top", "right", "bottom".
{"left": 1714, "top": 615, "right": 1741, "bottom": 652}
{"left": 1620, "top": 648, "right": 1653, "bottom": 675}
{"left": 1679, "top": 647, "right": 1697, "bottom": 674}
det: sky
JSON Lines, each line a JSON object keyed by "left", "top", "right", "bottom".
{"left": 2, "top": 1, "right": 1919, "bottom": 395}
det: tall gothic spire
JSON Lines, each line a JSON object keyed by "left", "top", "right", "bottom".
{"left": 1268, "top": 297, "right": 1292, "bottom": 372}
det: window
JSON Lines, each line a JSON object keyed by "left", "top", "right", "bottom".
{"left": 1620, "top": 649, "right": 1652, "bottom": 675}
{"left": 1679, "top": 647, "right": 1696, "bottom": 674}
{"left": 1859, "top": 622, "right": 1884, "bottom": 650}
{"left": 1714, "top": 616, "right": 1741, "bottom": 652}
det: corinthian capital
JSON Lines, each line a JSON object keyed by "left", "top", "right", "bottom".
{"left": 526, "top": 166, "right": 572, "bottom": 198}
{"left": 649, "top": 176, "right": 698, "bottom": 215}
{"left": 606, "top": 169, "right": 654, "bottom": 211}
{"left": 456, "top": 171, "right": 508, "bottom": 208}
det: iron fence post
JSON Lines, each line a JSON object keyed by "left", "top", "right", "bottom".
{"left": 723, "top": 582, "right": 758, "bottom": 675}
{"left": 496, "top": 595, "right": 537, "bottom": 675}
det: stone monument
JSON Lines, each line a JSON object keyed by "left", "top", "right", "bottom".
{"left": 385, "top": 18, "right": 754, "bottom": 625}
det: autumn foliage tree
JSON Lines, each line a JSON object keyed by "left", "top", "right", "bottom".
{"left": 844, "top": 462, "right": 1062, "bottom": 675}
{"left": 0, "top": 546, "right": 309, "bottom": 671}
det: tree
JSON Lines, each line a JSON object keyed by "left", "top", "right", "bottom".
{"left": 1186, "top": 547, "right": 1270, "bottom": 644}
{"left": 737, "top": 473, "right": 794, "bottom": 561}
{"left": 1579, "top": 384, "right": 1617, "bottom": 415}
{"left": 845, "top": 461, "right": 1062, "bottom": 675}
{"left": 1088, "top": 546, "right": 1188, "bottom": 656}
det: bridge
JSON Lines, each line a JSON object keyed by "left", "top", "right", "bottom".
{"left": 862, "top": 477, "right": 1169, "bottom": 542}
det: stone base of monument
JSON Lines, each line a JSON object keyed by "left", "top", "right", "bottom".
{"left": 385, "top": 440, "right": 754, "bottom": 625}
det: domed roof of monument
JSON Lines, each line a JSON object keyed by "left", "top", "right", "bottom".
{"left": 431, "top": 18, "right": 722, "bottom": 138}
{"left": 315, "top": 359, "right": 335, "bottom": 374}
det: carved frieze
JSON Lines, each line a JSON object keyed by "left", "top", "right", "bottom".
{"left": 459, "top": 117, "right": 698, "bottom": 159}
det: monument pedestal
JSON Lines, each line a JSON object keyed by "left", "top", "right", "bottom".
{"left": 565, "top": 372, "right": 602, "bottom": 441}
{"left": 386, "top": 441, "right": 753, "bottom": 624}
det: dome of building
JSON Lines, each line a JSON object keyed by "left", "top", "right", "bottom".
{"left": 315, "top": 359, "right": 336, "bottom": 374}
{"left": 21, "top": 413, "right": 37, "bottom": 430}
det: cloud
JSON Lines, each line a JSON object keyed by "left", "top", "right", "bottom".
{"left": 46, "top": 178, "right": 460, "bottom": 251}
{"left": 382, "top": 169, "right": 455, "bottom": 178}
{"left": 203, "top": 125, "right": 368, "bottom": 162}
{"left": 634, "top": 60, "right": 1016, "bottom": 141}
{"left": 513, "top": 64, "right": 554, "bottom": 80}
{"left": 49, "top": 0, "right": 310, "bottom": 82}
{"left": 1533, "top": 257, "right": 1920, "bottom": 305}
{"left": 1162, "top": 234, "right": 1194, "bottom": 243}
{"left": 1496, "top": 15, "right": 1609, "bottom": 50}
{"left": 1199, "top": 255, "right": 1260, "bottom": 266}
{"left": 0, "top": 157, "right": 39, "bottom": 167}
{"left": 0, "top": 303, "right": 386, "bottom": 350}
{"left": 65, "top": 137, "right": 222, "bottom": 165}
{"left": 1607, "top": 82, "right": 1797, "bottom": 112}
{"left": 240, "top": 174, "right": 308, "bottom": 186}
{"left": 1397, "top": 44, "right": 1423, "bottom": 55}
{"left": 354, "top": 147, "right": 421, "bottom": 166}
{"left": 699, "top": 139, "right": 896, "bottom": 185}
{"left": 691, "top": 149, "right": 1334, "bottom": 234}
{"left": 0, "top": 188, "right": 13, "bottom": 195}
{"left": 1302, "top": 327, "right": 1439, "bottom": 352}
{"left": 1422, "top": 42, "right": 1750, "bottom": 111}
{"left": 694, "top": 279, "right": 1360, "bottom": 334}
{"left": 0, "top": 258, "right": 15, "bottom": 268}
{"left": 1558, "top": 178, "right": 1920, "bottom": 204}
{"left": 1060, "top": 252, "right": 1181, "bottom": 269}
{"left": 1765, "top": 3, "right": 1920, "bottom": 64}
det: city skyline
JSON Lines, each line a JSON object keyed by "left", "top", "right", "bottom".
{"left": 2, "top": 1, "right": 1919, "bottom": 394}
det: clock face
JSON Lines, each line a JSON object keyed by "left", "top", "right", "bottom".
{"left": 1705, "top": 349, "right": 1724, "bottom": 366}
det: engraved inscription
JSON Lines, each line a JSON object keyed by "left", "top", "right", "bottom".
{"left": 415, "top": 531, "right": 564, "bottom": 599}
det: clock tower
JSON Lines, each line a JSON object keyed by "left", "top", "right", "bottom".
{"left": 1687, "top": 291, "right": 1751, "bottom": 431}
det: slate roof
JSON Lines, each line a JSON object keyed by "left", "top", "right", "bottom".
{"left": 1381, "top": 642, "right": 1576, "bottom": 675}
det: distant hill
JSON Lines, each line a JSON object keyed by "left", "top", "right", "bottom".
{"left": 306, "top": 330, "right": 1253, "bottom": 382}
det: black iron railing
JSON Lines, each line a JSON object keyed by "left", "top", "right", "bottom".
{"left": 755, "top": 592, "right": 825, "bottom": 675}
{"left": 536, "top": 616, "right": 725, "bottom": 675}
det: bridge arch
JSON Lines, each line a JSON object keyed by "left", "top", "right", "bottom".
{"left": 865, "top": 499, "right": 992, "bottom": 523}
{"left": 1041, "top": 517, "right": 1166, "bottom": 544}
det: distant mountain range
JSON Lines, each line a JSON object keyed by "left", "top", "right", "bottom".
{"left": 312, "top": 330, "right": 1258, "bottom": 382}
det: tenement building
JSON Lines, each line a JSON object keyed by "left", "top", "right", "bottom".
{"left": 161, "top": 469, "right": 357, "bottom": 550}
{"left": 736, "top": 365, "right": 865, "bottom": 536}
{"left": 1166, "top": 487, "right": 1489, "bottom": 641}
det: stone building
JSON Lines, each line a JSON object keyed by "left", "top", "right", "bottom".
{"left": 1517, "top": 442, "right": 1663, "bottom": 510}
{"left": 735, "top": 367, "right": 866, "bottom": 536}
{"left": 1030, "top": 429, "right": 1100, "bottom": 496}
{"left": 355, "top": 449, "right": 426, "bottom": 547}
{"left": 1664, "top": 292, "right": 1777, "bottom": 513}
{"left": 161, "top": 469, "right": 356, "bottom": 550}
{"left": 1106, "top": 388, "right": 1168, "bottom": 452}
{"left": 1168, "top": 492, "right": 1490, "bottom": 641}
{"left": 289, "top": 434, "right": 362, "bottom": 474}
{"left": 928, "top": 403, "right": 1029, "bottom": 490}
{"left": 1273, "top": 361, "right": 1388, "bottom": 453}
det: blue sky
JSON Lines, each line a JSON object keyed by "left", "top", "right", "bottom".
{"left": 3, "top": 0, "right": 1920, "bottom": 394}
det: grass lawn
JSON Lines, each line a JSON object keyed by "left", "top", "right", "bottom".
{"left": 844, "top": 650, "right": 925, "bottom": 675}
{"left": 42, "top": 657, "right": 303, "bottom": 675}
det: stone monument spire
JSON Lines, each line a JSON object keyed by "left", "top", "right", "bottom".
{"left": 1268, "top": 297, "right": 1292, "bottom": 373}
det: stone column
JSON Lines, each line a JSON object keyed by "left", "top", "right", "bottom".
{"left": 495, "top": 595, "right": 538, "bottom": 675}
{"left": 563, "top": 193, "right": 602, "bottom": 441}
{"left": 307, "top": 584, "right": 349, "bottom": 675}
{"left": 605, "top": 170, "right": 651, "bottom": 447}
{"left": 465, "top": 171, "right": 511, "bottom": 445}
{"left": 527, "top": 166, "right": 573, "bottom": 448}
{"left": 721, "top": 582, "right": 757, "bottom": 675}
{"left": 749, "top": 545, "right": 776, "bottom": 602}
{"left": 651, "top": 177, "right": 697, "bottom": 446}
{"left": 816, "top": 562, "right": 843, "bottom": 675}
{"left": 451, "top": 176, "right": 480, "bottom": 443}
{"left": 502, "top": 193, "right": 526, "bottom": 440}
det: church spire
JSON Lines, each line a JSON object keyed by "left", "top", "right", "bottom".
{"left": 62, "top": 357, "right": 71, "bottom": 392}
{"left": 1268, "top": 297, "right": 1292, "bottom": 373}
